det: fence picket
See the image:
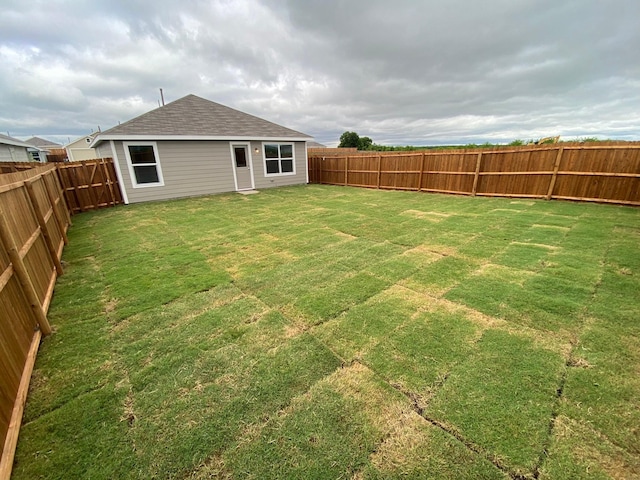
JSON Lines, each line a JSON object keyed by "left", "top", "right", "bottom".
{"left": 0, "top": 164, "right": 73, "bottom": 479}
{"left": 24, "top": 180, "right": 64, "bottom": 275}
{"left": 309, "top": 144, "right": 640, "bottom": 206}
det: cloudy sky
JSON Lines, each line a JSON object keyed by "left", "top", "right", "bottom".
{"left": 1, "top": 0, "right": 639, "bottom": 147}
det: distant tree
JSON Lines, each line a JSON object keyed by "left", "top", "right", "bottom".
{"left": 339, "top": 131, "right": 361, "bottom": 148}
{"left": 338, "top": 131, "right": 375, "bottom": 150}
{"left": 508, "top": 139, "right": 525, "bottom": 146}
{"left": 358, "top": 136, "right": 373, "bottom": 150}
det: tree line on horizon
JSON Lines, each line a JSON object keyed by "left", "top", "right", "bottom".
{"left": 337, "top": 131, "right": 605, "bottom": 152}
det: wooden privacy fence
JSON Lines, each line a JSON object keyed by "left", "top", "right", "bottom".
{"left": 0, "top": 165, "right": 71, "bottom": 478}
{"left": 55, "top": 158, "right": 123, "bottom": 214}
{"left": 1, "top": 158, "right": 123, "bottom": 214}
{"left": 308, "top": 144, "right": 640, "bottom": 206}
{"left": 45, "top": 148, "right": 68, "bottom": 163}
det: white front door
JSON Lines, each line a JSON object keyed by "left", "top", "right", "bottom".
{"left": 232, "top": 145, "right": 253, "bottom": 190}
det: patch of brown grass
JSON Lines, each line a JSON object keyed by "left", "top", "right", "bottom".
{"left": 335, "top": 230, "right": 357, "bottom": 240}
{"left": 400, "top": 209, "right": 451, "bottom": 222}
{"left": 471, "top": 262, "right": 537, "bottom": 286}
{"left": 121, "top": 389, "right": 136, "bottom": 428}
{"left": 185, "top": 453, "right": 233, "bottom": 480}
{"left": 532, "top": 224, "right": 570, "bottom": 231}
{"left": 369, "top": 411, "right": 432, "bottom": 472}
{"left": 551, "top": 416, "right": 640, "bottom": 480}
{"left": 567, "top": 357, "right": 593, "bottom": 369}
{"left": 510, "top": 241, "right": 561, "bottom": 251}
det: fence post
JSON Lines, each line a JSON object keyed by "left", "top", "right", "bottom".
{"left": 344, "top": 156, "right": 349, "bottom": 186}
{"left": 54, "top": 164, "right": 76, "bottom": 217}
{"left": 546, "top": 147, "right": 564, "bottom": 200}
{"left": 471, "top": 152, "right": 483, "bottom": 196}
{"left": 418, "top": 152, "right": 425, "bottom": 191}
{"left": 24, "top": 179, "right": 64, "bottom": 276}
{"left": 393, "top": 156, "right": 399, "bottom": 188}
{"left": 0, "top": 208, "right": 52, "bottom": 336}
{"left": 0, "top": 329, "right": 41, "bottom": 480}
{"left": 376, "top": 155, "right": 382, "bottom": 189}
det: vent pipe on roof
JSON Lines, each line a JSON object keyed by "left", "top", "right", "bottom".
{"left": 159, "top": 88, "right": 165, "bottom": 106}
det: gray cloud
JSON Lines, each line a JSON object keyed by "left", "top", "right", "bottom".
{"left": 1, "top": 0, "right": 639, "bottom": 146}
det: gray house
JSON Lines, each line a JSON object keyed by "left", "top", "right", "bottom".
{"left": 91, "top": 94, "right": 312, "bottom": 204}
{"left": 0, "top": 134, "right": 45, "bottom": 162}
{"left": 24, "top": 136, "right": 62, "bottom": 162}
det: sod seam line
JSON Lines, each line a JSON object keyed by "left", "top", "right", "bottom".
{"left": 386, "top": 376, "right": 532, "bottom": 480}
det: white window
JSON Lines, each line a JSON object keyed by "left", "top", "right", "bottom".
{"left": 123, "top": 142, "right": 164, "bottom": 188}
{"left": 263, "top": 143, "right": 295, "bottom": 176}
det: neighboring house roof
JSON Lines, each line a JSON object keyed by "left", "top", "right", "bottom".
{"left": 307, "top": 141, "right": 327, "bottom": 148}
{"left": 24, "top": 136, "right": 62, "bottom": 149}
{"left": 0, "top": 133, "right": 45, "bottom": 150}
{"left": 65, "top": 132, "right": 99, "bottom": 148}
{"left": 93, "top": 94, "right": 312, "bottom": 147}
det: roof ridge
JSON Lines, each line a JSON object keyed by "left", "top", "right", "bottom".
{"left": 97, "top": 94, "right": 311, "bottom": 140}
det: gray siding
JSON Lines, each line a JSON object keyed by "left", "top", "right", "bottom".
{"left": 115, "top": 140, "right": 236, "bottom": 203}
{"left": 114, "top": 139, "right": 308, "bottom": 204}
{"left": 96, "top": 143, "right": 113, "bottom": 158}
{"left": 0, "top": 144, "right": 30, "bottom": 162}
{"left": 251, "top": 141, "right": 308, "bottom": 189}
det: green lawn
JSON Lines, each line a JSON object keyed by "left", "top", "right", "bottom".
{"left": 12, "top": 185, "right": 640, "bottom": 479}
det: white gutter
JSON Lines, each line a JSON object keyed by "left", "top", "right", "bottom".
{"left": 91, "top": 135, "right": 312, "bottom": 148}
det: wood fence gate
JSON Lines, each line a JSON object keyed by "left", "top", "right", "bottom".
{"left": 0, "top": 158, "right": 124, "bottom": 214}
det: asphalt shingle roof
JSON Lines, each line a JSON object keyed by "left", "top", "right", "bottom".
{"left": 0, "top": 133, "right": 40, "bottom": 149}
{"left": 24, "top": 137, "right": 62, "bottom": 148}
{"left": 99, "top": 94, "right": 311, "bottom": 139}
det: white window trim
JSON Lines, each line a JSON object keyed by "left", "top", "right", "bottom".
{"left": 123, "top": 141, "right": 165, "bottom": 188}
{"left": 261, "top": 142, "right": 296, "bottom": 177}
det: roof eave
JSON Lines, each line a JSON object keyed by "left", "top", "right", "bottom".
{"left": 0, "top": 139, "right": 43, "bottom": 149}
{"left": 91, "top": 134, "right": 311, "bottom": 148}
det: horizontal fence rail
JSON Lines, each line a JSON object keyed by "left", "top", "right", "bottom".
{"left": 0, "top": 165, "right": 71, "bottom": 479}
{"left": 1, "top": 158, "right": 124, "bottom": 214}
{"left": 308, "top": 144, "right": 640, "bottom": 206}
{"left": 55, "top": 158, "right": 123, "bottom": 214}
